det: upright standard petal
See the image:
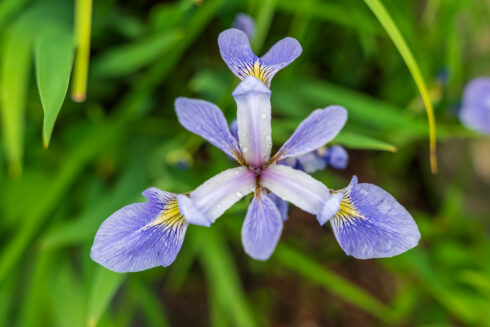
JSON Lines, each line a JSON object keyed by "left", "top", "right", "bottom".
{"left": 259, "top": 37, "right": 302, "bottom": 82}
{"left": 177, "top": 167, "right": 256, "bottom": 226}
{"left": 233, "top": 76, "right": 272, "bottom": 167}
{"left": 459, "top": 77, "right": 490, "bottom": 135}
{"left": 90, "top": 188, "right": 188, "bottom": 272}
{"left": 218, "top": 28, "right": 301, "bottom": 87}
{"left": 218, "top": 29, "right": 258, "bottom": 80}
{"left": 260, "top": 164, "right": 331, "bottom": 215}
{"left": 175, "top": 97, "right": 242, "bottom": 160}
{"left": 233, "top": 13, "right": 255, "bottom": 40}
{"left": 242, "top": 193, "right": 283, "bottom": 260}
{"left": 330, "top": 176, "right": 421, "bottom": 259}
{"left": 275, "top": 106, "right": 347, "bottom": 161}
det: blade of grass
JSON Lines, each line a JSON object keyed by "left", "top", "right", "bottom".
{"left": 72, "top": 0, "right": 92, "bottom": 102}
{"left": 334, "top": 130, "right": 397, "bottom": 152}
{"left": 195, "top": 228, "right": 256, "bottom": 327}
{"left": 35, "top": 24, "right": 74, "bottom": 147}
{"left": 86, "top": 266, "right": 126, "bottom": 327}
{"left": 252, "top": 0, "right": 276, "bottom": 52}
{"left": 363, "top": 0, "right": 438, "bottom": 173}
{"left": 274, "top": 244, "right": 395, "bottom": 323}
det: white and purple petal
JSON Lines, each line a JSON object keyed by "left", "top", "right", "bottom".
{"left": 276, "top": 106, "right": 347, "bottom": 161}
{"left": 296, "top": 151, "right": 327, "bottom": 174}
{"left": 233, "top": 76, "right": 272, "bottom": 167}
{"left": 260, "top": 164, "right": 333, "bottom": 217}
{"left": 242, "top": 193, "right": 283, "bottom": 260}
{"left": 177, "top": 167, "right": 256, "bottom": 227}
{"left": 330, "top": 176, "right": 421, "bottom": 259}
{"left": 218, "top": 28, "right": 258, "bottom": 80}
{"left": 327, "top": 145, "right": 349, "bottom": 170}
{"left": 90, "top": 188, "right": 188, "bottom": 272}
{"left": 459, "top": 77, "right": 490, "bottom": 135}
{"left": 233, "top": 13, "right": 255, "bottom": 40}
{"left": 175, "top": 97, "right": 242, "bottom": 160}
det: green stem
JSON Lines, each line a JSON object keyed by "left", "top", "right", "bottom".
{"left": 71, "top": 0, "right": 92, "bottom": 102}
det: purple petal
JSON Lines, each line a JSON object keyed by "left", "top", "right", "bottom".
{"left": 296, "top": 151, "right": 327, "bottom": 174}
{"left": 268, "top": 192, "right": 289, "bottom": 221}
{"left": 233, "top": 13, "right": 255, "bottom": 40}
{"left": 90, "top": 188, "right": 188, "bottom": 272}
{"left": 233, "top": 76, "right": 272, "bottom": 167}
{"left": 218, "top": 28, "right": 258, "bottom": 80}
{"left": 177, "top": 167, "right": 256, "bottom": 226}
{"left": 175, "top": 97, "right": 242, "bottom": 160}
{"left": 260, "top": 164, "right": 331, "bottom": 215}
{"left": 229, "top": 119, "right": 238, "bottom": 141}
{"left": 327, "top": 145, "right": 349, "bottom": 170}
{"left": 242, "top": 193, "right": 283, "bottom": 260}
{"left": 276, "top": 106, "right": 347, "bottom": 160}
{"left": 259, "top": 37, "right": 302, "bottom": 82}
{"left": 459, "top": 77, "right": 490, "bottom": 135}
{"left": 330, "top": 176, "right": 421, "bottom": 259}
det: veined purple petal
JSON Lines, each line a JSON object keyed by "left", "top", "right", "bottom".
{"left": 177, "top": 167, "right": 256, "bottom": 226}
{"left": 218, "top": 29, "right": 258, "bottom": 80}
{"left": 268, "top": 192, "right": 289, "bottom": 221}
{"left": 296, "top": 151, "right": 327, "bottom": 174}
{"left": 276, "top": 106, "right": 347, "bottom": 161}
{"left": 459, "top": 77, "right": 490, "bottom": 135}
{"left": 175, "top": 97, "right": 242, "bottom": 160}
{"left": 90, "top": 188, "right": 188, "bottom": 272}
{"left": 260, "top": 164, "right": 331, "bottom": 215}
{"left": 330, "top": 176, "right": 421, "bottom": 259}
{"left": 218, "top": 28, "right": 301, "bottom": 87}
{"left": 233, "top": 76, "right": 272, "bottom": 167}
{"left": 327, "top": 145, "right": 349, "bottom": 170}
{"left": 233, "top": 13, "right": 255, "bottom": 40}
{"left": 242, "top": 193, "right": 283, "bottom": 260}
{"left": 259, "top": 37, "right": 302, "bottom": 82}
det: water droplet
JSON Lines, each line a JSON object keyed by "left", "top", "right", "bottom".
{"left": 236, "top": 191, "right": 242, "bottom": 197}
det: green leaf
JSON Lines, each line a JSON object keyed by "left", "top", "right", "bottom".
{"left": 86, "top": 266, "right": 126, "bottom": 327}
{"left": 92, "top": 30, "right": 184, "bottom": 78}
{"left": 0, "top": 10, "right": 34, "bottom": 175}
{"left": 274, "top": 244, "right": 395, "bottom": 323}
{"left": 35, "top": 25, "right": 74, "bottom": 147}
{"left": 363, "top": 0, "right": 437, "bottom": 172}
{"left": 335, "top": 130, "right": 397, "bottom": 152}
{"left": 195, "top": 228, "right": 256, "bottom": 327}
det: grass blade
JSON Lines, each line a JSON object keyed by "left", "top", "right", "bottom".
{"left": 35, "top": 25, "right": 74, "bottom": 147}
{"left": 274, "top": 244, "right": 394, "bottom": 323}
{"left": 72, "top": 0, "right": 92, "bottom": 102}
{"left": 335, "top": 131, "right": 397, "bottom": 152}
{"left": 363, "top": 0, "right": 438, "bottom": 173}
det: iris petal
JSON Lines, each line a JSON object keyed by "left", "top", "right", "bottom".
{"left": 233, "top": 76, "right": 272, "bottom": 167}
{"left": 218, "top": 29, "right": 258, "bottom": 80}
{"left": 276, "top": 106, "right": 347, "bottom": 161}
{"left": 175, "top": 97, "right": 242, "bottom": 160}
{"left": 90, "top": 188, "right": 188, "bottom": 272}
{"left": 459, "top": 77, "right": 490, "bottom": 135}
{"left": 242, "top": 193, "right": 283, "bottom": 260}
{"left": 330, "top": 176, "right": 421, "bottom": 259}
{"left": 178, "top": 167, "right": 256, "bottom": 226}
{"left": 268, "top": 192, "right": 289, "bottom": 221}
{"left": 260, "top": 37, "right": 302, "bottom": 82}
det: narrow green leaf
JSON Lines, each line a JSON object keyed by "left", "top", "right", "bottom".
{"left": 252, "top": 0, "right": 276, "bottom": 52}
{"left": 86, "top": 266, "right": 126, "bottom": 327}
{"left": 335, "top": 130, "right": 397, "bottom": 152}
{"left": 0, "top": 12, "right": 34, "bottom": 175}
{"left": 363, "top": 0, "right": 438, "bottom": 172}
{"left": 71, "top": 0, "right": 92, "bottom": 102}
{"left": 92, "top": 30, "right": 184, "bottom": 78}
{"left": 195, "top": 229, "right": 256, "bottom": 327}
{"left": 35, "top": 25, "right": 74, "bottom": 147}
{"left": 274, "top": 244, "right": 395, "bottom": 323}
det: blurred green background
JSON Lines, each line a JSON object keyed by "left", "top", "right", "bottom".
{"left": 0, "top": 0, "right": 489, "bottom": 326}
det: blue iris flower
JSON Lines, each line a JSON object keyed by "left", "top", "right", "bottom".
{"left": 90, "top": 31, "right": 420, "bottom": 273}
{"left": 459, "top": 77, "right": 490, "bottom": 135}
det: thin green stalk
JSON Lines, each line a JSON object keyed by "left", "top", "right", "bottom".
{"left": 364, "top": 0, "right": 438, "bottom": 173}
{"left": 71, "top": 0, "right": 92, "bottom": 102}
